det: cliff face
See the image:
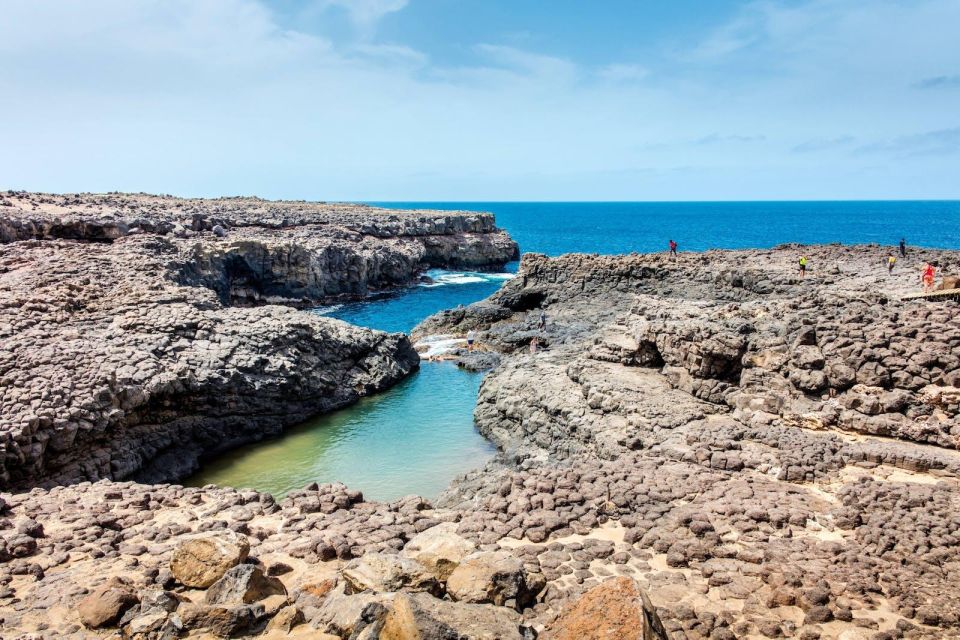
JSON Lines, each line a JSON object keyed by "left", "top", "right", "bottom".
{"left": 0, "top": 192, "right": 520, "bottom": 305}
{"left": 0, "top": 236, "right": 419, "bottom": 489}
{"left": 0, "top": 191, "right": 519, "bottom": 489}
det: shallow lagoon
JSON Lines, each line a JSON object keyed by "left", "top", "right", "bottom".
{"left": 185, "top": 270, "right": 511, "bottom": 500}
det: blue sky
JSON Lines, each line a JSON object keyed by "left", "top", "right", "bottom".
{"left": 1, "top": 0, "right": 958, "bottom": 200}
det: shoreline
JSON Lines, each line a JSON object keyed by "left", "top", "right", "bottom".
{"left": 1, "top": 195, "right": 959, "bottom": 638}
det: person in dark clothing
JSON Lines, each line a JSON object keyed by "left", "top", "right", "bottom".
{"left": 899, "top": 238, "right": 906, "bottom": 258}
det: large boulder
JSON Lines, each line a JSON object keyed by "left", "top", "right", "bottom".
{"left": 401, "top": 522, "right": 477, "bottom": 581}
{"left": 445, "top": 550, "right": 536, "bottom": 610}
{"left": 312, "top": 585, "right": 394, "bottom": 638}
{"left": 938, "top": 274, "right": 959, "bottom": 290}
{"left": 341, "top": 552, "right": 441, "bottom": 595}
{"left": 124, "top": 612, "right": 184, "bottom": 640}
{"left": 77, "top": 577, "right": 139, "bottom": 629}
{"left": 205, "top": 564, "right": 286, "bottom": 605}
{"left": 170, "top": 532, "right": 250, "bottom": 588}
{"left": 380, "top": 592, "right": 526, "bottom": 640}
{"left": 542, "top": 577, "right": 667, "bottom": 640}
{"left": 266, "top": 605, "right": 305, "bottom": 633}
{"left": 178, "top": 602, "right": 264, "bottom": 638}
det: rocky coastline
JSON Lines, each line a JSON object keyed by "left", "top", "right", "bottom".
{"left": 421, "top": 245, "right": 960, "bottom": 639}
{"left": 2, "top": 196, "right": 960, "bottom": 640}
{"left": 0, "top": 191, "right": 518, "bottom": 489}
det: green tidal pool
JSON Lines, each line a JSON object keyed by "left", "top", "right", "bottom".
{"left": 185, "top": 361, "right": 495, "bottom": 501}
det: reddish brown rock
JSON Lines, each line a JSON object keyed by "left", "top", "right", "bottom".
{"left": 77, "top": 577, "right": 139, "bottom": 629}
{"left": 542, "top": 577, "right": 667, "bottom": 640}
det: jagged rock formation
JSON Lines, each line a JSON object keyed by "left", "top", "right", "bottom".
{"left": 0, "top": 191, "right": 518, "bottom": 489}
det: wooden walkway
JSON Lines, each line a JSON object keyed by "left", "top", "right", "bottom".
{"left": 901, "top": 287, "right": 960, "bottom": 302}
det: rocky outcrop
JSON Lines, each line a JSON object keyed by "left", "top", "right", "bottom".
{"left": 0, "top": 191, "right": 519, "bottom": 299}
{"left": 170, "top": 533, "right": 250, "bottom": 588}
{"left": 417, "top": 244, "right": 960, "bottom": 639}
{"left": 0, "top": 237, "right": 420, "bottom": 489}
{"left": 0, "top": 191, "right": 518, "bottom": 489}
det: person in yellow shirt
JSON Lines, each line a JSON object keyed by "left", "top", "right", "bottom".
{"left": 887, "top": 254, "right": 897, "bottom": 274}
{"left": 798, "top": 255, "right": 808, "bottom": 278}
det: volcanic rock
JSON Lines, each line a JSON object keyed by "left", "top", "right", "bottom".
{"left": 170, "top": 532, "right": 250, "bottom": 588}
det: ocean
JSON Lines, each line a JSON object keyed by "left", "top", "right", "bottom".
{"left": 186, "top": 201, "right": 960, "bottom": 500}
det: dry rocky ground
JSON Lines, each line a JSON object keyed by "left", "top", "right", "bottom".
{"left": 1, "top": 192, "right": 959, "bottom": 639}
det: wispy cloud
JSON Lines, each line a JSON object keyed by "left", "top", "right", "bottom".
{"left": 313, "top": 0, "right": 408, "bottom": 29}
{"left": 475, "top": 45, "right": 575, "bottom": 75}
{"left": 684, "top": 11, "right": 764, "bottom": 61}
{"left": 471, "top": 44, "right": 578, "bottom": 84}
{"left": 914, "top": 74, "right": 960, "bottom": 89}
{"left": 856, "top": 127, "right": 960, "bottom": 156}
{"left": 792, "top": 136, "right": 856, "bottom": 153}
{"left": 352, "top": 43, "right": 427, "bottom": 67}
{"left": 696, "top": 133, "right": 766, "bottom": 145}
{"left": 597, "top": 63, "right": 648, "bottom": 83}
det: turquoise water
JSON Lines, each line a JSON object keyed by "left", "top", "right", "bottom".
{"left": 188, "top": 201, "right": 960, "bottom": 500}
{"left": 185, "top": 360, "right": 494, "bottom": 501}
{"left": 186, "top": 271, "right": 510, "bottom": 501}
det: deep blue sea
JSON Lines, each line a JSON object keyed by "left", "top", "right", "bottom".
{"left": 374, "top": 201, "right": 960, "bottom": 257}
{"left": 188, "top": 201, "right": 960, "bottom": 500}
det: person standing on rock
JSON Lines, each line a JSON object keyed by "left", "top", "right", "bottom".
{"left": 887, "top": 254, "right": 897, "bottom": 274}
{"left": 798, "top": 255, "right": 808, "bottom": 278}
{"left": 899, "top": 238, "right": 907, "bottom": 258}
{"left": 530, "top": 336, "right": 538, "bottom": 354}
{"left": 668, "top": 239, "right": 678, "bottom": 260}
{"left": 922, "top": 262, "right": 936, "bottom": 291}
{"left": 466, "top": 330, "right": 476, "bottom": 351}
{"left": 538, "top": 309, "right": 547, "bottom": 331}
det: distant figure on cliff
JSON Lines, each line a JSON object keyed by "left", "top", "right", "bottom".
{"left": 530, "top": 336, "right": 538, "bottom": 354}
{"left": 899, "top": 238, "right": 906, "bottom": 257}
{"left": 466, "top": 330, "right": 476, "bottom": 351}
{"left": 922, "top": 263, "right": 936, "bottom": 291}
{"left": 798, "top": 255, "right": 808, "bottom": 278}
{"left": 887, "top": 254, "right": 897, "bottom": 274}
{"left": 668, "top": 239, "right": 678, "bottom": 259}
{"left": 538, "top": 309, "right": 547, "bottom": 331}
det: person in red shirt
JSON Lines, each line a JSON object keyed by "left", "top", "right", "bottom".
{"left": 922, "top": 263, "right": 936, "bottom": 291}
{"left": 668, "top": 239, "right": 678, "bottom": 260}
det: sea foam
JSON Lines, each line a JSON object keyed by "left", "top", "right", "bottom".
{"left": 420, "top": 269, "right": 515, "bottom": 288}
